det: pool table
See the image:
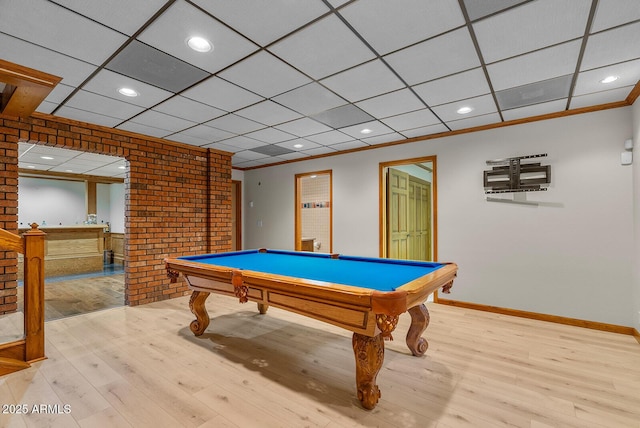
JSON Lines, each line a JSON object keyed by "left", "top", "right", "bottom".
{"left": 165, "top": 249, "right": 457, "bottom": 410}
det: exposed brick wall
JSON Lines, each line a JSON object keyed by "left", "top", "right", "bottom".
{"left": 0, "top": 112, "right": 232, "bottom": 311}
{"left": 0, "top": 122, "right": 19, "bottom": 314}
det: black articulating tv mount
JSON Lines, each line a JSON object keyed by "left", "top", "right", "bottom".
{"left": 484, "top": 153, "right": 551, "bottom": 194}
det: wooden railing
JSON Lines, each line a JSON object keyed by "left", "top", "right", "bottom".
{"left": 0, "top": 224, "right": 46, "bottom": 376}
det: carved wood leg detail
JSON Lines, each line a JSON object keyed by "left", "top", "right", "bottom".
{"left": 189, "top": 291, "right": 210, "bottom": 336}
{"left": 257, "top": 303, "right": 269, "bottom": 314}
{"left": 406, "top": 304, "right": 430, "bottom": 356}
{"left": 352, "top": 333, "right": 384, "bottom": 410}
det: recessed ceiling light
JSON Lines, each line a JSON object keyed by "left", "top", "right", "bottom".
{"left": 600, "top": 75, "right": 618, "bottom": 84}
{"left": 360, "top": 128, "right": 372, "bottom": 134}
{"left": 293, "top": 144, "right": 304, "bottom": 149}
{"left": 118, "top": 87, "right": 138, "bottom": 97}
{"left": 187, "top": 36, "right": 213, "bottom": 53}
{"left": 27, "top": 165, "right": 35, "bottom": 169}
{"left": 65, "top": 170, "right": 73, "bottom": 173}
{"left": 457, "top": 106, "right": 473, "bottom": 115}
{"left": 118, "top": 166, "right": 126, "bottom": 170}
{"left": 40, "top": 156, "right": 54, "bottom": 160}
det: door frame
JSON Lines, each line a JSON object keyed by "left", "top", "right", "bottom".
{"left": 294, "top": 170, "right": 333, "bottom": 252}
{"left": 379, "top": 155, "right": 437, "bottom": 260}
{"left": 231, "top": 180, "right": 242, "bottom": 250}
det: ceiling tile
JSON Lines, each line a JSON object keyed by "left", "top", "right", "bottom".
{"left": 51, "top": 0, "right": 169, "bottom": 36}
{"left": 581, "top": 22, "right": 640, "bottom": 71}
{"left": 0, "top": 33, "right": 97, "bottom": 87}
{"left": 381, "top": 109, "right": 441, "bottom": 131}
{"left": 232, "top": 158, "right": 273, "bottom": 168}
{"left": 244, "top": 128, "right": 296, "bottom": 144}
{"left": 305, "top": 130, "right": 354, "bottom": 145}
{"left": 431, "top": 94, "right": 497, "bottom": 122}
{"left": 268, "top": 14, "right": 376, "bottom": 80}
{"left": 137, "top": 0, "right": 259, "bottom": 74}
{"left": 496, "top": 75, "right": 572, "bottom": 110}
{"left": 35, "top": 101, "right": 58, "bottom": 115}
{"left": 487, "top": 40, "right": 581, "bottom": 91}
{"left": 116, "top": 121, "right": 173, "bottom": 138}
{"left": 356, "top": 89, "right": 425, "bottom": 118}
{"left": 275, "top": 118, "right": 333, "bottom": 137}
{"left": 203, "top": 142, "right": 245, "bottom": 153}
{"left": 153, "top": 96, "right": 226, "bottom": 123}
{"left": 473, "top": 0, "right": 591, "bottom": 63}
{"left": 463, "top": 0, "right": 529, "bottom": 21}
{"left": 179, "top": 124, "right": 233, "bottom": 142}
{"left": 401, "top": 123, "right": 450, "bottom": 138}
{"left": 301, "top": 146, "right": 338, "bottom": 156}
{"left": 65, "top": 90, "right": 145, "bottom": 120}
{"left": 192, "top": 0, "right": 330, "bottom": 46}
{"left": 235, "top": 101, "right": 303, "bottom": 126}
{"left": 412, "top": 68, "right": 490, "bottom": 106}
{"left": 326, "top": 0, "right": 351, "bottom": 7}
{"left": 251, "top": 144, "right": 295, "bottom": 156}
{"left": 0, "top": 0, "right": 127, "bottom": 65}
{"left": 272, "top": 83, "right": 346, "bottom": 116}
{"left": 216, "top": 136, "right": 265, "bottom": 151}
{"left": 321, "top": 59, "right": 405, "bottom": 102}
{"left": 590, "top": 0, "right": 640, "bottom": 33}
{"left": 339, "top": 120, "right": 394, "bottom": 139}
{"left": 573, "top": 58, "right": 640, "bottom": 96}
{"left": 233, "top": 150, "right": 272, "bottom": 161}
{"left": 502, "top": 99, "right": 567, "bottom": 121}
{"left": 447, "top": 112, "right": 502, "bottom": 131}
{"left": 130, "top": 110, "right": 197, "bottom": 133}
{"left": 55, "top": 106, "right": 123, "bottom": 128}
{"left": 340, "top": 0, "right": 465, "bottom": 55}
{"left": 182, "top": 77, "right": 264, "bottom": 112}
{"left": 362, "top": 132, "right": 406, "bottom": 146}
{"left": 384, "top": 28, "right": 480, "bottom": 85}
{"left": 84, "top": 164, "right": 127, "bottom": 177}
{"left": 570, "top": 86, "right": 634, "bottom": 109}
{"left": 82, "top": 69, "right": 174, "bottom": 108}
{"left": 44, "top": 84, "right": 76, "bottom": 105}
{"left": 277, "top": 139, "right": 321, "bottom": 151}
{"left": 205, "top": 114, "right": 265, "bottom": 134}
{"left": 106, "top": 40, "right": 210, "bottom": 93}
{"left": 328, "top": 140, "right": 369, "bottom": 151}
{"left": 168, "top": 133, "right": 211, "bottom": 147}
{"left": 219, "top": 51, "right": 311, "bottom": 98}
{"left": 275, "top": 152, "right": 311, "bottom": 162}
{"left": 310, "top": 104, "right": 375, "bottom": 128}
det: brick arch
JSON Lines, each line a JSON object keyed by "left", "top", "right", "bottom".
{"left": 1, "top": 112, "right": 232, "bottom": 312}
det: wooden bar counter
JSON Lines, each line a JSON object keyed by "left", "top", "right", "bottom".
{"left": 17, "top": 225, "right": 108, "bottom": 278}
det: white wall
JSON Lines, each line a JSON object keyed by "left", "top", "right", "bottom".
{"left": 232, "top": 169, "right": 245, "bottom": 249}
{"left": 108, "top": 183, "right": 125, "bottom": 233}
{"left": 632, "top": 100, "right": 640, "bottom": 332}
{"left": 18, "top": 177, "right": 86, "bottom": 226}
{"left": 243, "top": 108, "right": 636, "bottom": 327}
{"left": 18, "top": 178, "right": 125, "bottom": 232}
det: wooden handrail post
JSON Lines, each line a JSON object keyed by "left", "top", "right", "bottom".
{"left": 22, "top": 223, "right": 46, "bottom": 362}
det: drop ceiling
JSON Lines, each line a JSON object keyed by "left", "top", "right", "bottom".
{"left": 1, "top": 0, "right": 639, "bottom": 171}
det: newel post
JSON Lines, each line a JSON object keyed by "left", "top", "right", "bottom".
{"left": 22, "top": 223, "right": 46, "bottom": 362}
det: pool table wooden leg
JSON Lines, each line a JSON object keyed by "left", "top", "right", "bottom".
{"left": 189, "top": 291, "right": 210, "bottom": 336}
{"left": 406, "top": 304, "right": 430, "bottom": 356}
{"left": 257, "top": 303, "right": 269, "bottom": 314}
{"left": 352, "top": 333, "right": 384, "bottom": 410}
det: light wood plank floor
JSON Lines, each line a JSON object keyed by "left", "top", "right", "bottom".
{"left": 1, "top": 294, "right": 639, "bottom": 427}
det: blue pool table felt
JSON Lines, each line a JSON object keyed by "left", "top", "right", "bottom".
{"left": 180, "top": 250, "right": 445, "bottom": 292}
